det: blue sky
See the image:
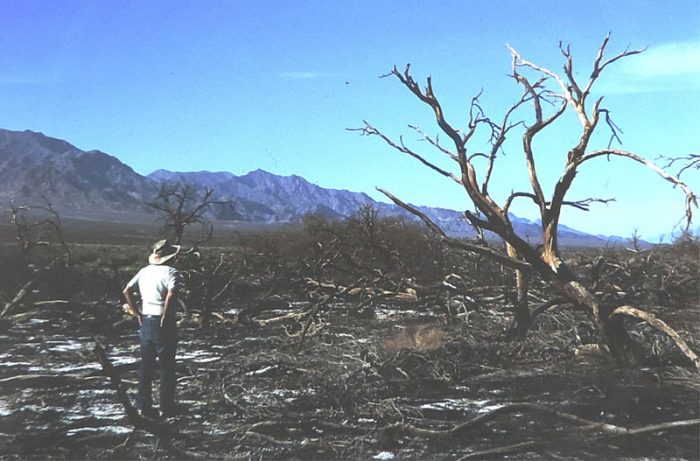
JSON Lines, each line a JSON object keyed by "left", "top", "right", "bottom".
{"left": 1, "top": 0, "right": 698, "bottom": 239}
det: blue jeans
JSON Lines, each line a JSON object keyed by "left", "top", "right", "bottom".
{"left": 138, "top": 316, "right": 177, "bottom": 413}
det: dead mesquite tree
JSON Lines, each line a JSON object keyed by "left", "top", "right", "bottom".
{"left": 2, "top": 198, "right": 71, "bottom": 318}
{"left": 146, "top": 183, "right": 234, "bottom": 245}
{"left": 182, "top": 251, "right": 238, "bottom": 328}
{"left": 9, "top": 197, "right": 71, "bottom": 265}
{"left": 357, "top": 36, "right": 699, "bottom": 367}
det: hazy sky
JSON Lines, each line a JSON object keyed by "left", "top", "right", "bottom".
{"left": 1, "top": 0, "right": 698, "bottom": 239}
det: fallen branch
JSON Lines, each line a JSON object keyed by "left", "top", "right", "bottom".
{"left": 92, "top": 340, "right": 173, "bottom": 438}
{"left": 257, "top": 310, "right": 307, "bottom": 326}
{"left": 94, "top": 340, "right": 212, "bottom": 458}
{"left": 243, "top": 431, "right": 296, "bottom": 448}
{"left": 16, "top": 417, "right": 125, "bottom": 451}
{"left": 0, "top": 373, "right": 104, "bottom": 391}
{"left": 377, "top": 402, "right": 700, "bottom": 441}
{"left": 305, "top": 277, "right": 418, "bottom": 301}
{"left": 611, "top": 305, "right": 700, "bottom": 370}
{"left": 248, "top": 418, "right": 369, "bottom": 436}
{"left": 458, "top": 440, "right": 541, "bottom": 460}
{"left": 32, "top": 300, "right": 70, "bottom": 306}
{"left": 1, "top": 279, "right": 37, "bottom": 318}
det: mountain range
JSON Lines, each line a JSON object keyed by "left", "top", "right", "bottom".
{"left": 0, "top": 128, "right": 625, "bottom": 246}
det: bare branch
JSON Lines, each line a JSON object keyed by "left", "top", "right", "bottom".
{"left": 661, "top": 154, "right": 700, "bottom": 179}
{"left": 377, "top": 188, "right": 534, "bottom": 273}
{"left": 389, "top": 65, "right": 471, "bottom": 151}
{"left": 599, "top": 109, "right": 624, "bottom": 147}
{"left": 510, "top": 56, "right": 568, "bottom": 216}
{"left": 468, "top": 152, "right": 489, "bottom": 162}
{"left": 611, "top": 305, "right": 700, "bottom": 370}
{"left": 507, "top": 43, "right": 576, "bottom": 119}
{"left": 577, "top": 149, "right": 697, "bottom": 229}
{"left": 504, "top": 192, "right": 540, "bottom": 214}
{"left": 408, "top": 124, "right": 459, "bottom": 161}
{"left": 504, "top": 192, "right": 614, "bottom": 214}
{"left": 563, "top": 197, "right": 616, "bottom": 211}
{"left": 584, "top": 34, "right": 645, "bottom": 96}
{"left": 481, "top": 90, "right": 532, "bottom": 195}
{"left": 464, "top": 210, "right": 496, "bottom": 233}
{"left": 353, "top": 122, "right": 462, "bottom": 184}
{"left": 559, "top": 41, "right": 583, "bottom": 102}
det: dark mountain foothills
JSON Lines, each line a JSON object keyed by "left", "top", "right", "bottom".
{"left": 0, "top": 128, "right": 626, "bottom": 246}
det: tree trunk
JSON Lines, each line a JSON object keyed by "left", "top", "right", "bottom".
{"left": 561, "top": 280, "right": 640, "bottom": 365}
{"left": 542, "top": 231, "right": 640, "bottom": 365}
{"left": 173, "top": 224, "right": 184, "bottom": 245}
{"left": 506, "top": 244, "right": 532, "bottom": 339}
{"left": 198, "top": 297, "right": 213, "bottom": 328}
{"left": 506, "top": 266, "right": 532, "bottom": 339}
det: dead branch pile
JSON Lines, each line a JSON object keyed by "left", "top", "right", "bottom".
{"left": 1, "top": 235, "right": 698, "bottom": 459}
{"left": 1, "top": 207, "right": 698, "bottom": 459}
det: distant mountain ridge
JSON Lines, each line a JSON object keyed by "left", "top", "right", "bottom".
{"left": 146, "top": 168, "right": 621, "bottom": 245}
{"left": 0, "top": 128, "right": 158, "bottom": 219}
{"left": 148, "top": 168, "right": 380, "bottom": 223}
{"left": 0, "top": 128, "right": 626, "bottom": 246}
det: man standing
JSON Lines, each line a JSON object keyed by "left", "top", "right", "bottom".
{"left": 123, "top": 239, "right": 181, "bottom": 418}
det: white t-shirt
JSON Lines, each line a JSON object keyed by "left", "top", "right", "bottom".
{"left": 126, "top": 264, "right": 180, "bottom": 315}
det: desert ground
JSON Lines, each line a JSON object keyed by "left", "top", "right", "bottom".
{"left": 0, "top": 217, "right": 698, "bottom": 460}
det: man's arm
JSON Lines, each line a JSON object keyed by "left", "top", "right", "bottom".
{"left": 123, "top": 286, "right": 142, "bottom": 325}
{"left": 161, "top": 268, "right": 180, "bottom": 327}
{"left": 161, "top": 290, "right": 175, "bottom": 327}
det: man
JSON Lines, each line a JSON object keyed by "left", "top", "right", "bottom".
{"left": 123, "top": 239, "right": 181, "bottom": 418}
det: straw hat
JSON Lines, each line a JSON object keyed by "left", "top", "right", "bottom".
{"left": 148, "top": 239, "right": 181, "bottom": 265}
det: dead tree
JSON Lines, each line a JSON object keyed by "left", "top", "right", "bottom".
{"left": 356, "top": 36, "right": 698, "bottom": 367}
{"left": 146, "top": 183, "right": 234, "bottom": 244}
{"left": 9, "top": 196, "right": 71, "bottom": 265}
{"left": 2, "top": 198, "right": 72, "bottom": 319}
